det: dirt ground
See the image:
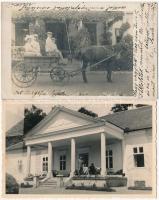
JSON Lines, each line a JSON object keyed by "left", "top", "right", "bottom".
{"left": 12, "top": 71, "right": 133, "bottom": 96}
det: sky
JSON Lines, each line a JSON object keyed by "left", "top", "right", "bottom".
{"left": 4, "top": 103, "right": 114, "bottom": 131}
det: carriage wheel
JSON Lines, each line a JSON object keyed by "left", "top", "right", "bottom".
{"left": 50, "top": 67, "right": 69, "bottom": 83}
{"left": 12, "top": 61, "right": 38, "bottom": 88}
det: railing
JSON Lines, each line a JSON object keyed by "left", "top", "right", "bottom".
{"left": 12, "top": 46, "right": 24, "bottom": 60}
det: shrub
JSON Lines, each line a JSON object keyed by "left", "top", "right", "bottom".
{"left": 6, "top": 173, "right": 19, "bottom": 194}
{"left": 113, "top": 34, "right": 133, "bottom": 70}
{"left": 72, "top": 183, "right": 75, "bottom": 188}
{"left": 21, "top": 182, "right": 33, "bottom": 188}
{"left": 69, "top": 26, "right": 91, "bottom": 55}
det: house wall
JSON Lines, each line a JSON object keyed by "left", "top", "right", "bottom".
{"left": 53, "top": 147, "right": 71, "bottom": 172}
{"left": 6, "top": 148, "right": 48, "bottom": 184}
{"left": 6, "top": 150, "right": 27, "bottom": 184}
{"left": 53, "top": 140, "right": 122, "bottom": 173}
{"left": 30, "top": 149, "right": 48, "bottom": 175}
{"left": 111, "top": 13, "right": 133, "bottom": 45}
{"left": 7, "top": 128, "right": 152, "bottom": 187}
{"left": 124, "top": 128, "right": 152, "bottom": 187}
{"left": 6, "top": 139, "right": 123, "bottom": 183}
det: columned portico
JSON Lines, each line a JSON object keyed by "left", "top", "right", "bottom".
{"left": 101, "top": 132, "right": 106, "bottom": 176}
{"left": 26, "top": 145, "right": 31, "bottom": 176}
{"left": 24, "top": 107, "right": 124, "bottom": 179}
{"left": 70, "top": 138, "right": 76, "bottom": 177}
{"left": 48, "top": 142, "right": 53, "bottom": 177}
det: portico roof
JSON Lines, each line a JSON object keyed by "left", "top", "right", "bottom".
{"left": 25, "top": 106, "right": 104, "bottom": 139}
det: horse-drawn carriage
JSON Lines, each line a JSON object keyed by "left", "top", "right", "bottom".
{"left": 12, "top": 46, "right": 118, "bottom": 88}
{"left": 12, "top": 55, "right": 82, "bottom": 88}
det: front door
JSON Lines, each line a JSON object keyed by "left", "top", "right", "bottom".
{"left": 79, "top": 153, "right": 89, "bottom": 168}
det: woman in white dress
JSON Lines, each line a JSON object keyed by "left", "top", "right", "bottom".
{"left": 24, "top": 34, "right": 41, "bottom": 56}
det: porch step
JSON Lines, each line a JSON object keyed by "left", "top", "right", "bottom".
{"left": 39, "top": 178, "right": 57, "bottom": 188}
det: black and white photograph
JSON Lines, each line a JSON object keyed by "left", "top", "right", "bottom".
{"left": 10, "top": 3, "right": 134, "bottom": 96}
{"left": 0, "top": 1, "right": 158, "bottom": 199}
{"left": 4, "top": 102, "right": 155, "bottom": 196}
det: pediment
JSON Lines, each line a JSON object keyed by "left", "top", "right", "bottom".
{"left": 32, "top": 108, "right": 97, "bottom": 136}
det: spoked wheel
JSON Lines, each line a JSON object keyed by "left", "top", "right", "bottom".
{"left": 50, "top": 67, "right": 69, "bottom": 83}
{"left": 12, "top": 61, "right": 38, "bottom": 88}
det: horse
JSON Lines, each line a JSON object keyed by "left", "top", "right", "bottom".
{"left": 77, "top": 45, "right": 120, "bottom": 83}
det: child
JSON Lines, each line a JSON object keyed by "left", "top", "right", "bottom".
{"left": 45, "top": 32, "right": 63, "bottom": 59}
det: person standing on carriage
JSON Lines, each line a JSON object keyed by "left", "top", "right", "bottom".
{"left": 45, "top": 32, "right": 63, "bottom": 60}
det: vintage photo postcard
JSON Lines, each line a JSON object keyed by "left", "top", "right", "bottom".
{"left": 1, "top": 2, "right": 157, "bottom": 98}
{"left": 2, "top": 100, "right": 156, "bottom": 197}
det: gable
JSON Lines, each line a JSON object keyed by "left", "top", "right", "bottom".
{"left": 37, "top": 111, "right": 92, "bottom": 135}
{"left": 27, "top": 107, "right": 99, "bottom": 138}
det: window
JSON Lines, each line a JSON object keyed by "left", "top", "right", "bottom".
{"left": 79, "top": 153, "right": 89, "bottom": 167}
{"left": 133, "top": 147, "right": 144, "bottom": 167}
{"left": 45, "top": 22, "right": 67, "bottom": 51}
{"left": 106, "top": 150, "right": 113, "bottom": 169}
{"left": 42, "top": 157, "right": 48, "bottom": 172}
{"left": 60, "top": 155, "right": 66, "bottom": 170}
{"left": 15, "top": 23, "right": 29, "bottom": 46}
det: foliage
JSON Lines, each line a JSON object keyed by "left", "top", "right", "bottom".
{"left": 78, "top": 107, "right": 98, "bottom": 117}
{"left": 135, "top": 104, "right": 146, "bottom": 108}
{"left": 66, "top": 185, "right": 115, "bottom": 191}
{"left": 113, "top": 34, "right": 133, "bottom": 70}
{"left": 24, "top": 105, "right": 46, "bottom": 134}
{"left": 111, "top": 104, "right": 133, "bottom": 113}
{"left": 69, "top": 26, "right": 91, "bottom": 54}
{"left": 6, "top": 173, "right": 19, "bottom": 194}
{"left": 12, "top": 9, "right": 124, "bottom": 23}
{"left": 100, "top": 23, "right": 112, "bottom": 45}
{"left": 107, "top": 15, "right": 123, "bottom": 27}
{"left": 118, "top": 22, "right": 130, "bottom": 39}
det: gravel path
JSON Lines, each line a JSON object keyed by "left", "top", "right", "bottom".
{"left": 12, "top": 71, "right": 133, "bottom": 96}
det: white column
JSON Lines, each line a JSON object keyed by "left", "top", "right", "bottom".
{"left": 26, "top": 145, "right": 31, "bottom": 176}
{"left": 122, "top": 139, "right": 125, "bottom": 173}
{"left": 70, "top": 138, "right": 76, "bottom": 177}
{"left": 11, "top": 22, "right": 15, "bottom": 44}
{"left": 48, "top": 142, "right": 53, "bottom": 177}
{"left": 101, "top": 133, "right": 106, "bottom": 176}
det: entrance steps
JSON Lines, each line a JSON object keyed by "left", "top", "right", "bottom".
{"left": 39, "top": 178, "right": 57, "bottom": 188}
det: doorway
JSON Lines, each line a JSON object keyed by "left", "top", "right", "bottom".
{"left": 79, "top": 153, "right": 89, "bottom": 167}
{"left": 45, "top": 22, "right": 68, "bottom": 54}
